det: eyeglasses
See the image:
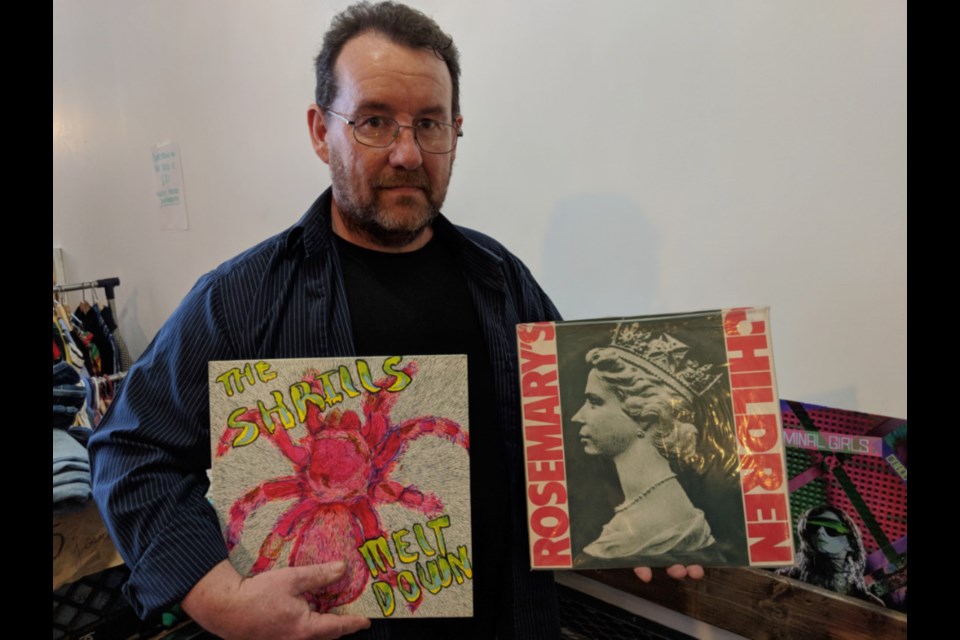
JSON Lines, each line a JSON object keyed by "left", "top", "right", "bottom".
{"left": 808, "top": 518, "right": 850, "bottom": 537}
{"left": 325, "top": 109, "right": 463, "bottom": 154}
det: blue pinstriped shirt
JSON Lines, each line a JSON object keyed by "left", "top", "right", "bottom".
{"left": 88, "top": 189, "right": 561, "bottom": 636}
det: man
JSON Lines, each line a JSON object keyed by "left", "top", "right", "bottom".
{"left": 90, "top": 3, "right": 561, "bottom": 638}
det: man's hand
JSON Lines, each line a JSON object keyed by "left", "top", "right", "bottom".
{"left": 182, "top": 559, "right": 371, "bottom": 640}
{"left": 633, "top": 564, "right": 705, "bottom": 583}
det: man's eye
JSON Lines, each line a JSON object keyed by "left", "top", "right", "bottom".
{"left": 359, "top": 116, "right": 388, "bottom": 129}
{"left": 417, "top": 119, "right": 440, "bottom": 131}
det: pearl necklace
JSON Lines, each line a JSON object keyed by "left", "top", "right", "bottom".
{"left": 614, "top": 474, "right": 677, "bottom": 513}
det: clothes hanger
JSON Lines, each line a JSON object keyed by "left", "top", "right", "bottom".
{"left": 78, "top": 286, "right": 92, "bottom": 314}
{"left": 54, "top": 286, "right": 73, "bottom": 326}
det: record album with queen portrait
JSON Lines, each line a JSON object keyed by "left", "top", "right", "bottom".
{"left": 517, "top": 307, "right": 795, "bottom": 570}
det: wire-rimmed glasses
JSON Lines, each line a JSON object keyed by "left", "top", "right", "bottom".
{"left": 325, "top": 109, "right": 462, "bottom": 154}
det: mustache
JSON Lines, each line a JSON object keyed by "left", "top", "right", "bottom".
{"left": 373, "top": 172, "right": 431, "bottom": 190}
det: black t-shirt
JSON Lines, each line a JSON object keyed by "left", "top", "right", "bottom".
{"left": 336, "top": 232, "right": 511, "bottom": 639}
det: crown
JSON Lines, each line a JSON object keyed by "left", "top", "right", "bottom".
{"left": 608, "top": 322, "right": 723, "bottom": 403}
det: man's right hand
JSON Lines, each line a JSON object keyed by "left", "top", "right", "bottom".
{"left": 633, "top": 564, "right": 705, "bottom": 583}
{"left": 181, "top": 559, "right": 371, "bottom": 640}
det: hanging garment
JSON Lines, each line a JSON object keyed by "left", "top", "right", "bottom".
{"left": 97, "top": 304, "right": 131, "bottom": 371}
{"left": 76, "top": 304, "right": 116, "bottom": 376}
{"left": 54, "top": 318, "right": 85, "bottom": 371}
{"left": 53, "top": 323, "right": 66, "bottom": 365}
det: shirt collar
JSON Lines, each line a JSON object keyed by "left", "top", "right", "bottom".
{"left": 286, "top": 188, "right": 335, "bottom": 258}
{"left": 286, "top": 187, "right": 505, "bottom": 290}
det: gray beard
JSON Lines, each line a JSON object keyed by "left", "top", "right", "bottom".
{"left": 336, "top": 196, "right": 440, "bottom": 249}
{"left": 328, "top": 148, "right": 447, "bottom": 249}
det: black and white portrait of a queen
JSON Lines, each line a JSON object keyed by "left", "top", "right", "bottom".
{"left": 560, "top": 314, "right": 749, "bottom": 568}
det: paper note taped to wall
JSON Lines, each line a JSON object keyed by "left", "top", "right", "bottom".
{"left": 151, "top": 141, "right": 189, "bottom": 230}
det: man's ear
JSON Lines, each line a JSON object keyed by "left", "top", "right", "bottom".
{"left": 451, "top": 114, "right": 464, "bottom": 162}
{"left": 307, "top": 104, "right": 330, "bottom": 164}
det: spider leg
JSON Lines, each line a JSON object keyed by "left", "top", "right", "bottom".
{"left": 398, "top": 416, "right": 469, "bottom": 447}
{"left": 262, "top": 417, "right": 310, "bottom": 467}
{"left": 226, "top": 476, "right": 302, "bottom": 550}
{"left": 372, "top": 416, "right": 469, "bottom": 470}
{"left": 372, "top": 480, "right": 443, "bottom": 517}
{"left": 351, "top": 498, "right": 383, "bottom": 541}
{"left": 214, "top": 407, "right": 265, "bottom": 459}
{"left": 297, "top": 374, "right": 331, "bottom": 437}
{"left": 219, "top": 405, "right": 311, "bottom": 467}
{"left": 360, "top": 411, "right": 391, "bottom": 452}
{"left": 361, "top": 362, "right": 419, "bottom": 424}
{"left": 250, "top": 499, "right": 322, "bottom": 574}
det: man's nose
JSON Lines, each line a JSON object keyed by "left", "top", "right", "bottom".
{"left": 389, "top": 125, "right": 424, "bottom": 170}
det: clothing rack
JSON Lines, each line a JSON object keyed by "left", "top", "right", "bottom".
{"left": 53, "top": 276, "right": 131, "bottom": 377}
{"left": 52, "top": 274, "right": 130, "bottom": 599}
{"left": 53, "top": 277, "right": 121, "bottom": 306}
{"left": 93, "top": 371, "right": 127, "bottom": 384}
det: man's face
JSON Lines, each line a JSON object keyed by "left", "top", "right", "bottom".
{"left": 309, "top": 31, "right": 461, "bottom": 250}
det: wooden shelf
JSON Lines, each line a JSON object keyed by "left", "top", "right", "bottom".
{"left": 571, "top": 567, "right": 906, "bottom": 640}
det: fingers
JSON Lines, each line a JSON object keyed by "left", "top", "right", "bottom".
{"left": 285, "top": 564, "right": 371, "bottom": 639}
{"left": 664, "top": 564, "right": 704, "bottom": 580}
{"left": 633, "top": 567, "right": 653, "bottom": 582}
{"left": 665, "top": 564, "right": 688, "bottom": 580}
{"left": 182, "top": 559, "right": 370, "bottom": 640}
{"left": 636, "top": 565, "right": 705, "bottom": 582}
{"left": 286, "top": 561, "right": 347, "bottom": 593}
{"left": 316, "top": 613, "right": 371, "bottom": 639}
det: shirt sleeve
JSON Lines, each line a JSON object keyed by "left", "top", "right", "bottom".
{"left": 505, "top": 251, "right": 563, "bottom": 323}
{"left": 88, "top": 272, "right": 234, "bottom": 620}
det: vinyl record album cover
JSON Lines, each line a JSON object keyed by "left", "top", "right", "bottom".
{"left": 777, "top": 400, "right": 907, "bottom": 610}
{"left": 517, "top": 307, "right": 794, "bottom": 570}
{"left": 208, "top": 355, "right": 472, "bottom": 618}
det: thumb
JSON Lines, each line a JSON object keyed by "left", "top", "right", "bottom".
{"left": 284, "top": 561, "right": 348, "bottom": 593}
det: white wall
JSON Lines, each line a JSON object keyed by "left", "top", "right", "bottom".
{"left": 53, "top": 0, "right": 906, "bottom": 418}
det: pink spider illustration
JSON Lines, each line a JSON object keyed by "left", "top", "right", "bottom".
{"left": 215, "top": 361, "right": 469, "bottom": 612}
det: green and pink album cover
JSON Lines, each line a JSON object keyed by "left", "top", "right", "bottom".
{"left": 778, "top": 400, "right": 907, "bottom": 611}
{"left": 208, "top": 355, "right": 472, "bottom": 618}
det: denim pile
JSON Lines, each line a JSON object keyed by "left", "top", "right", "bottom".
{"left": 53, "top": 361, "right": 92, "bottom": 515}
